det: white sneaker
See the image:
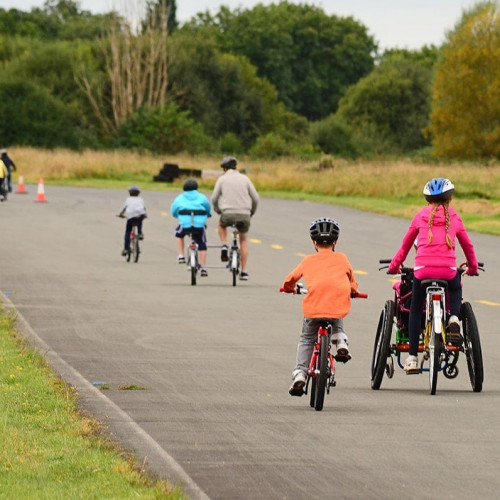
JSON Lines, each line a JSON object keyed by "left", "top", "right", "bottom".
{"left": 177, "top": 255, "right": 186, "bottom": 264}
{"left": 447, "top": 316, "right": 463, "bottom": 345}
{"left": 289, "top": 371, "right": 306, "bottom": 396}
{"left": 404, "top": 355, "right": 419, "bottom": 374}
{"left": 335, "top": 342, "right": 351, "bottom": 363}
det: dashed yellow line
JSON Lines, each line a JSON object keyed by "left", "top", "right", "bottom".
{"left": 296, "top": 252, "right": 307, "bottom": 257}
{"left": 271, "top": 244, "right": 283, "bottom": 250}
{"left": 476, "top": 300, "right": 500, "bottom": 307}
{"left": 161, "top": 211, "right": 169, "bottom": 216}
{"left": 354, "top": 270, "right": 368, "bottom": 275}
{"left": 250, "top": 238, "right": 262, "bottom": 244}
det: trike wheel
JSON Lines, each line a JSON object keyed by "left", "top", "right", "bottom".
{"left": 462, "top": 302, "right": 483, "bottom": 392}
{"left": 371, "top": 300, "right": 394, "bottom": 390}
{"left": 190, "top": 250, "right": 197, "bottom": 286}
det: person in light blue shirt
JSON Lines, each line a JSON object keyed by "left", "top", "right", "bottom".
{"left": 171, "top": 178, "right": 211, "bottom": 276}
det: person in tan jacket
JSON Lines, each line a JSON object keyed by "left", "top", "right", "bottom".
{"left": 211, "top": 156, "right": 259, "bottom": 280}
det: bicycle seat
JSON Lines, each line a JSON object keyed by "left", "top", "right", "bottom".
{"left": 231, "top": 221, "right": 245, "bottom": 232}
{"left": 420, "top": 279, "right": 448, "bottom": 289}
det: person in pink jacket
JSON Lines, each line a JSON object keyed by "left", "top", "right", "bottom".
{"left": 388, "top": 178, "right": 478, "bottom": 373}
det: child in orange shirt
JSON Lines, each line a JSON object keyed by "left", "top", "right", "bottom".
{"left": 282, "top": 218, "right": 359, "bottom": 396}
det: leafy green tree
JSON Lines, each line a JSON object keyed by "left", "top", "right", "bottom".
{"left": 185, "top": 2, "right": 376, "bottom": 120}
{"left": 168, "top": 31, "right": 289, "bottom": 147}
{"left": 116, "top": 104, "right": 211, "bottom": 154}
{"left": 0, "top": 76, "right": 79, "bottom": 148}
{"left": 336, "top": 49, "right": 435, "bottom": 155}
{"left": 429, "top": 2, "right": 500, "bottom": 159}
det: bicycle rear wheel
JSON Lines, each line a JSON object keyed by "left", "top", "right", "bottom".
{"left": 190, "top": 249, "right": 197, "bottom": 286}
{"left": 462, "top": 302, "right": 483, "bottom": 392}
{"left": 429, "top": 330, "right": 442, "bottom": 395}
{"left": 231, "top": 250, "right": 238, "bottom": 286}
{"left": 371, "top": 300, "right": 394, "bottom": 390}
{"left": 132, "top": 237, "right": 140, "bottom": 263}
{"left": 313, "top": 335, "right": 329, "bottom": 411}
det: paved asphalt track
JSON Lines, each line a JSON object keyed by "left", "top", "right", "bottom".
{"left": 1, "top": 185, "right": 500, "bottom": 499}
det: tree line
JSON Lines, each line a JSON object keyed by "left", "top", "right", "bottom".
{"left": 0, "top": 0, "right": 498, "bottom": 160}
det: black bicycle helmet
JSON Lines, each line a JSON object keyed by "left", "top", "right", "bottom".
{"left": 309, "top": 218, "right": 340, "bottom": 244}
{"left": 220, "top": 156, "right": 237, "bottom": 169}
{"left": 128, "top": 185, "right": 140, "bottom": 196}
{"left": 183, "top": 178, "right": 198, "bottom": 191}
{"left": 423, "top": 177, "right": 454, "bottom": 203}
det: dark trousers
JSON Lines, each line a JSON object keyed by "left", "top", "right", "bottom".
{"left": 124, "top": 216, "right": 144, "bottom": 250}
{"left": 408, "top": 272, "right": 462, "bottom": 355}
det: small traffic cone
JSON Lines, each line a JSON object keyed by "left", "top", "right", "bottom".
{"left": 35, "top": 177, "right": 47, "bottom": 202}
{"left": 16, "top": 171, "right": 28, "bottom": 194}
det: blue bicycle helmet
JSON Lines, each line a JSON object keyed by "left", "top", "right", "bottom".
{"left": 423, "top": 178, "right": 454, "bottom": 203}
{"left": 309, "top": 218, "right": 340, "bottom": 244}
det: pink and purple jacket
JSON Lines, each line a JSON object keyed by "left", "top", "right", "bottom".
{"left": 388, "top": 205, "right": 478, "bottom": 280}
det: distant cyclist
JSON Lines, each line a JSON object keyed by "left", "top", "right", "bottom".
{"left": 211, "top": 156, "right": 259, "bottom": 280}
{"left": 0, "top": 159, "right": 8, "bottom": 201}
{"left": 387, "top": 178, "right": 478, "bottom": 374}
{"left": 0, "top": 149, "right": 16, "bottom": 193}
{"left": 118, "top": 185, "right": 147, "bottom": 257}
{"left": 282, "top": 218, "right": 359, "bottom": 396}
{"left": 171, "top": 178, "right": 211, "bottom": 277}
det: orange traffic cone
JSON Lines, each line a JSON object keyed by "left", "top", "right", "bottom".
{"left": 16, "top": 171, "right": 28, "bottom": 194}
{"left": 35, "top": 177, "right": 47, "bottom": 202}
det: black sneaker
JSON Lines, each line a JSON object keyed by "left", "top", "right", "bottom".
{"left": 200, "top": 268, "right": 208, "bottom": 277}
{"left": 138, "top": 233, "right": 144, "bottom": 240}
{"left": 221, "top": 245, "right": 229, "bottom": 262}
{"left": 446, "top": 316, "right": 463, "bottom": 345}
{"left": 121, "top": 250, "right": 128, "bottom": 256}
{"left": 239, "top": 271, "right": 249, "bottom": 280}
{"left": 334, "top": 346, "right": 351, "bottom": 363}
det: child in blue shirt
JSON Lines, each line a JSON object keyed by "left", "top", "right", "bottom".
{"left": 171, "top": 179, "right": 211, "bottom": 276}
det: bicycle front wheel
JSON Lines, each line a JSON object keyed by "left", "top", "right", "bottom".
{"left": 314, "top": 335, "right": 329, "bottom": 411}
{"left": 462, "top": 302, "right": 483, "bottom": 392}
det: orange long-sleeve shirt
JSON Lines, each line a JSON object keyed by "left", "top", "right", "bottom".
{"left": 282, "top": 248, "right": 358, "bottom": 319}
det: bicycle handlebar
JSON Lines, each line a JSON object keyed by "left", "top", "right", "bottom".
{"left": 279, "top": 284, "right": 367, "bottom": 298}
{"left": 379, "top": 259, "right": 485, "bottom": 275}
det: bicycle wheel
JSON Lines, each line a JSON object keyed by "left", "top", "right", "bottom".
{"left": 461, "top": 302, "right": 484, "bottom": 392}
{"left": 429, "top": 330, "right": 442, "bottom": 395}
{"left": 190, "top": 249, "right": 197, "bottom": 286}
{"left": 313, "top": 335, "right": 329, "bottom": 411}
{"left": 371, "top": 300, "right": 394, "bottom": 390}
{"left": 231, "top": 250, "right": 238, "bottom": 286}
{"left": 309, "top": 376, "right": 316, "bottom": 408}
{"left": 132, "top": 236, "right": 140, "bottom": 263}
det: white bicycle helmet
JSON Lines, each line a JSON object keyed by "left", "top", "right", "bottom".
{"left": 423, "top": 178, "right": 454, "bottom": 202}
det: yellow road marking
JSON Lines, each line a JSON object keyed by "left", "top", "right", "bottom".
{"left": 476, "top": 300, "right": 500, "bottom": 307}
{"left": 354, "top": 270, "right": 368, "bottom": 275}
{"left": 161, "top": 211, "right": 169, "bottom": 216}
{"left": 250, "top": 238, "right": 262, "bottom": 244}
{"left": 271, "top": 244, "right": 283, "bottom": 250}
{"left": 296, "top": 252, "right": 307, "bottom": 257}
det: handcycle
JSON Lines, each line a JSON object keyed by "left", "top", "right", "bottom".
{"left": 116, "top": 214, "right": 143, "bottom": 263}
{"left": 281, "top": 284, "right": 367, "bottom": 411}
{"left": 372, "top": 260, "right": 484, "bottom": 394}
{"left": 177, "top": 209, "right": 208, "bottom": 286}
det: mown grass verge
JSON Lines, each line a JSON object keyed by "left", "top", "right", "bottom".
{"left": 0, "top": 308, "right": 184, "bottom": 499}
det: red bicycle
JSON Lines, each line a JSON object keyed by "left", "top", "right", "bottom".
{"left": 281, "top": 284, "right": 367, "bottom": 411}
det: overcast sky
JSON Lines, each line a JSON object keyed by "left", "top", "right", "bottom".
{"left": 2, "top": 0, "right": 480, "bottom": 50}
